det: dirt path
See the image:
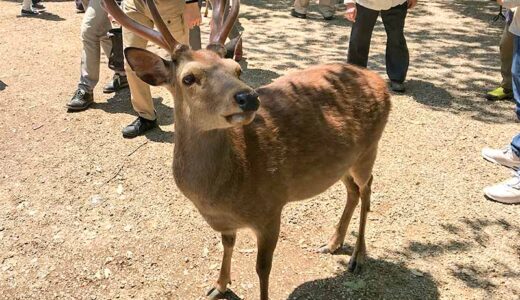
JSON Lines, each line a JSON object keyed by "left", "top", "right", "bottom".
{"left": 0, "top": 0, "right": 519, "bottom": 299}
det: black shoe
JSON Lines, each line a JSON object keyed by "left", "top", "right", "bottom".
{"left": 390, "top": 81, "right": 405, "bottom": 93}
{"left": 32, "top": 3, "right": 45, "bottom": 9}
{"left": 290, "top": 9, "right": 307, "bottom": 19}
{"left": 67, "top": 89, "right": 93, "bottom": 112}
{"left": 122, "top": 116, "right": 158, "bottom": 138}
{"left": 103, "top": 74, "right": 129, "bottom": 94}
{"left": 21, "top": 9, "right": 40, "bottom": 16}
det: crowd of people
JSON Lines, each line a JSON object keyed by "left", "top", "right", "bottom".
{"left": 16, "top": 0, "right": 520, "bottom": 203}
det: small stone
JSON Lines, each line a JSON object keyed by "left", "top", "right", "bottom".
{"left": 105, "top": 257, "right": 114, "bottom": 264}
{"left": 209, "top": 263, "right": 220, "bottom": 270}
{"left": 116, "top": 184, "right": 124, "bottom": 195}
{"left": 126, "top": 251, "right": 134, "bottom": 259}
{"left": 124, "top": 225, "right": 132, "bottom": 232}
{"left": 90, "top": 195, "right": 103, "bottom": 206}
{"left": 411, "top": 269, "right": 424, "bottom": 277}
{"left": 103, "top": 268, "right": 111, "bottom": 279}
{"left": 202, "top": 247, "right": 209, "bottom": 257}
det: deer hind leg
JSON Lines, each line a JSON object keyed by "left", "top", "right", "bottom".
{"left": 207, "top": 231, "right": 236, "bottom": 299}
{"left": 255, "top": 217, "right": 281, "bottom": 300}
{"left": 347, "top": 147, "right": 377, "bottom": 273}
{"left": 318, "top": 175, "right": 360, "bottom": 254}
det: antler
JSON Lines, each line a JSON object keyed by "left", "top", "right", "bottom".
{"left": 209, "top": 0, "right": 240, "bottom": 45}
{"left": 101, "top": 0, "right": 179, "bottom": 52}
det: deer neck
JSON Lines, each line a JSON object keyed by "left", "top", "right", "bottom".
{"left": 172, "top": 92, "right": 242, "bottom": 202}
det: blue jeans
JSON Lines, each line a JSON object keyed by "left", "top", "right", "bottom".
{"left": 511, "top": 35, "right": 520, "bottom": 119}
{"left": 512, "top": 133, "right": 520, "bottom": 157}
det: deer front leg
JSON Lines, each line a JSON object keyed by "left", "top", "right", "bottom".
{"left": 207, "top": 231, "right": 236, "bottom": 299}
{"left": 255, "top": 219, "right": 281, "bottom": 300}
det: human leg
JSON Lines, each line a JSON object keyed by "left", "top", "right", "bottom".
{"left": 381, "top": 2, "right": 409, "bottom": 84}
{"left": 347, "top": 4, "right": 379, "bottom": 68}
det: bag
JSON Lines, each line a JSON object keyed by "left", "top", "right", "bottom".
{"left": 107, "top": 27, "right": 125, "bottom": 73}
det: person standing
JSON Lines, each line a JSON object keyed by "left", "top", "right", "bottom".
{"left": 291, "top": 0, "right": 336, "bottom": 20}
{"left": 345, "top": 0, "right": 417, "bottom": 92}
{"left": 486, "top": 9, "right": 514, "bottom": 101}
{"left": 500, "top": 0, "right": 520, "bottom": 119}
{"left": 67, "top": 0, "right": 128, "bottom": 112}
{"left": 21, "top": 0, "right": 40, "bottom": 16}
{"left": 120, "top": 0, "right": 201, "bottom": 138}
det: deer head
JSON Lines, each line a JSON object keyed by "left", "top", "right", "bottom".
{"left": 102, "top": 0, "right": 259, "bottom": 131}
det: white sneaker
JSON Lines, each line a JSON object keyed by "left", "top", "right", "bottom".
{"left": 481, "top": 146, "right": 520, "bottom": 169}
{"left": 484, "top": 172, "right": 520, "bottom": 204}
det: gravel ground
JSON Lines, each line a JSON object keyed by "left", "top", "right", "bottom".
{"left": 0, "top": 0, "right": 519, "bottom": 299}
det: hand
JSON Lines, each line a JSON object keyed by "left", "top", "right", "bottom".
{"left": 496, "top": 0, "right": 504, "bottom": 5}
{"left": 184, "top": 2, "right": 202, "bottom": 29}
{"left": 345, "top": 3, "right": 357, "bottom": 22}
{"left": 407, "top": 0, "right": 417, "bottom": 9}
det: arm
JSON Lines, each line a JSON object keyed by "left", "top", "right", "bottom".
{"left": 184, "top": 1, "right": 201, "bottom": 29}
{"left": 344, "top": 0, "right": 356, "bottom": 22}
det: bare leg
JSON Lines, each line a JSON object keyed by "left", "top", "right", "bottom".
{"left": 207, "top": 231, "right": 236, "bottom": 299}
{"left": 255, "top": 219, "right": 280, "bottom": 300}
{"left": 319, "top": 175, "right": 360, "bottom": 253}
{"left": 348, "top": 175, "right": 372, "bottom": 273}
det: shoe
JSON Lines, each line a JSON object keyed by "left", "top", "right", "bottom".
{"left": 66, "top": 89, "right": 93, "bottom": 112}
{"left": 103, "top": 74, "right": 129, "bottom": 94}
{"left": 485, "top": 87, "right": 513, "bottom": 101}
{"left": 290, "top": 9, "right": 307, "bottom": 19}
{"left": 390, "top": 81, "right": 405, "bottom": 93}
{"left": 32, "top": 3, "right": 45, "bottom": 9}
{"left": 21, "top": 9, "right": 40, "bottom": 16}
{"left": 484, "top": 172, "right": 520, "bottom": 204}
{"left": 482, "top": 146, "right": 520, "bottom": 170}
{"left": 122, "top": 116, "right": 158, "bottom": 138}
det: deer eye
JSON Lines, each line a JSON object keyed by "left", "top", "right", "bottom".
{"left": 182, "top": 74, "right": 197, "bottom": 86}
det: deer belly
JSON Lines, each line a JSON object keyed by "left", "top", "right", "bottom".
{"left": 287, "top": 166, "right": 347, "bottom": 201}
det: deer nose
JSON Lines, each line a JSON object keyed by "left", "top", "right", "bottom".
{"left": 234, "top": 91, "right": 259, "bottom": 112}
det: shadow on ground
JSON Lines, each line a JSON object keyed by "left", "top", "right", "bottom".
{"left": 288, "top": 259, "right": 439, "bottom": 300}
{"left": 393, "top": 217, "right": 520, "bottom": 296}
{"left": 0, "top": 80, "right": 7, "bottom": 91}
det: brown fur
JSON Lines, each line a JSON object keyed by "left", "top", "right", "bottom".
{"left": 126, "top": 47, "right": 390, "bottom": 300}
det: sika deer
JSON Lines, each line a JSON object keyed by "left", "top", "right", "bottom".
{"left": 102, "top": 0, "right": 391, "bottom": 298}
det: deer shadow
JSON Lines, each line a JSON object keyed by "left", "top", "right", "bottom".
{"left": 288, "top": 258, "right": 440, "bottom": 300}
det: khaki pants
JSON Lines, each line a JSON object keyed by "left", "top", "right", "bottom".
{"left": 123, "top": 0, "right": 187, "bottom": 120}
{"left": 500, "top": 22, "right": 514, "bottom": 91}
{"left": 78, "top": 0, "right": 115, "bottom": 92}
{"left": 293, "top": 0, "right": 336, "bottom": 18}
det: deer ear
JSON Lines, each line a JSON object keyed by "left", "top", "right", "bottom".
{"left": 124, "top": 47, "right": 174, "bottom": 86}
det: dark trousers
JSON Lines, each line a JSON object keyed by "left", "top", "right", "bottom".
{"left": 347, "top": 2, "right": 409, "bottom": 83}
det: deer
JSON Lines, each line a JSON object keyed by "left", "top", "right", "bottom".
{"left": 102, "top": 0, "right": 391, "bottom": 298}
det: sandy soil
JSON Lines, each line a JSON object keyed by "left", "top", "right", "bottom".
{"left": 0, "top": 0, "right": 519, "bottom": 299}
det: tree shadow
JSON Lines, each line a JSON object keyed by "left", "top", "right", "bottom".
{"left": 393, "top": 217, "right": 520, "bottom": 295}
{"left": 240, "top": 59, "right": 281, "bottom": 88}
{"left": 144, "top": 127, "right": 174, "bottom": 144}
{"left": 288, "top": 259, "right": 440, "bottom": 300}
{"left": 0, "top": 80, "right": 7, "bottom": 91}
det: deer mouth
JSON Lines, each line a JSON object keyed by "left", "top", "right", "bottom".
{"left": 224, "top": 111, "right": 256, "bottom": 125}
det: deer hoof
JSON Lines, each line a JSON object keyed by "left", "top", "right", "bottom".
{"left": 347, "top": 256, "right": 364, "bottom": 274}
{"left": 317, "top": 244, "right": 341, "bottom": 254}
{"left": 206, "top": 287, "right": 226, "bottom": 299}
